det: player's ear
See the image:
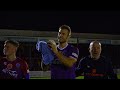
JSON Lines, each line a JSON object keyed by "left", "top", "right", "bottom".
{"left": 68, "top": 32, "right": 71, "bottom": 38}
{"left": 15, "top": 46, "right": 18, "bottom": 52}
{"left": 100, "top": 47, "right": 102, "bottom": 52}
{"left": 68, "top": 34, "right": 71, "bottom": 38}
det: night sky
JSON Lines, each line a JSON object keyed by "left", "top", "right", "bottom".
{"left": 0, "top": 10, "right": 120, "bottom": 35}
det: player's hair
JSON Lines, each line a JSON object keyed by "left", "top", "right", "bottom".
{"left": 5, "top": 39, "right": 19, "bottom": 47}
{"left": 89, "top": 40, "right": 101, "bottom": 47}
{"left": 59, "top": 25, "right": 71, "bottom": 36}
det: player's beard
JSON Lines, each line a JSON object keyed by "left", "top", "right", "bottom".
{"left": 59, "top": 41, "right": 66, "bottom": 44}
{"left": 58, "top": 37, "right": 67, "bottom": 44}
{"left": 92, "top": 53, "right": 100, "bottom": 60}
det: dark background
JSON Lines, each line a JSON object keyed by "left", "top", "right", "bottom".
{"left": 0, "top": 9, "right": 120, "bottom": 35}
{"left": 0, "top": 7, "right": 120, "bottom": 70}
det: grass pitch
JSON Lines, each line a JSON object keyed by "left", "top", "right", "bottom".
{"left": 30, "top": 74, "right": 120, "bottom": 79}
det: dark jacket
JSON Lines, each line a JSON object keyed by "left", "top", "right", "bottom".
{"left": 75, "top": 55, "right": 118, "bottom": 79}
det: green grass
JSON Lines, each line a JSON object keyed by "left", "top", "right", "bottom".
{"left": 76, "top": 74, "right": 120, "bottom": 79}
{"left": 30, "top": 76, "right": 84, "bottom": 79}
{"left": 117, "top": 74, "right": 120, "bottom": 79}
{"left": 30, "top": 74, "right": 120, "bottom": 79}
{"left": 30, "top": 77, "right": 50, "bottom": 79}
{"left": 76, "top": 76, "right": 84, "bottom": 79}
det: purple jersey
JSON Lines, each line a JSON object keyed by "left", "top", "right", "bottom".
{"left": 51, "top": 44, "right": 79, "bottom": 79}
{"left": 0, "top": 57, "right": 29, "bottom": 79}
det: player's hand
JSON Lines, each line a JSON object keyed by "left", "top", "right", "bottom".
{"left": 47, "top": 40, "right": 58, "bottom": 54}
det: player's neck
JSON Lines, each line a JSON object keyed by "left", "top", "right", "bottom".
{"left": 58, "top": 42, "right": 68, "bottom": 49}
{"left": 91, "top": 55, "right": 100, "bottom": 60}
{"left": 6, "top": 54, "right": 17, "bottom": 61}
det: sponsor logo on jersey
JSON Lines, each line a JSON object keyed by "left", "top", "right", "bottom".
{"left": 92, "top": 69, "right": 96, "bottom": 73}
{"left": 7, "top": 64, "right": 13, "bottom": 69}
{"left": 16, "top": 63, "right": 20, "bottom": 68}
{"left": 2, "top": 68, "right": 18, "bottom": 78}
{"left": 87, "top": 65, "right": 90, "bottom": 68}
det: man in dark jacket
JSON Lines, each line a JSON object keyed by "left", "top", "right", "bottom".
{"left": 76, "top": 41, "right": 118, "bottom": 79}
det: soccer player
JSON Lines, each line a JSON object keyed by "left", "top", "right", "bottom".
{"left": 47, "top": 25, "right": 79, "bottom": 79}
{"left": 75, "top": 41, "right": 118, "bottom": 79}
{"left": 0, "top": 40, "right": 29, "bottom": 79}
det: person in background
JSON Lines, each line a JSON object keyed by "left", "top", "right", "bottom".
{"left": 75, "top": 41, "right": 118, "bottom": 79}
{"left": 0, "top": 40, "right": 29, "bottom": 79}
{"left": 46, "top": 25, "right": 79, "bottom": 79}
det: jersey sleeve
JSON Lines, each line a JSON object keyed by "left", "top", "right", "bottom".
{"left": 69, "top": 47, "right": 79, "bottom": 60}
{"left": 21, "top": 60, "right": 30, "bottom": 79}
{"left": 75, "top": 57, "right": 86, "bottom": 77}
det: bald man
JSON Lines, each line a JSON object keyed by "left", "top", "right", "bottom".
{"left": 76, "top": 41, "right": 118, "bottom": 79}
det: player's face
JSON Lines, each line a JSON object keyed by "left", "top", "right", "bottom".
{"left": 89, "top": 42, "right": 101, "bottom": 59}
{"left": 3, "top": 43, "right": 17, "bottom": 56}
{"left": 57, "top": 29, "right": 70, "bottom": 43}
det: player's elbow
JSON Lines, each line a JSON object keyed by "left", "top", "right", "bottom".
{"left": 67, "top": 63, "right": 74, "bottom": 68}
{"left": 64, "top": 58, "right": 77, "bottom": 68}
{"left": 66, "top": 61, "right": 76, "bottom": 68}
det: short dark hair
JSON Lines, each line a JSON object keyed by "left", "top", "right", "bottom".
{"left": 5, "top": 40, "right": 19, "bottom": 47}
{"left": 59, "top": 25, "right": 71, "bottom": 36}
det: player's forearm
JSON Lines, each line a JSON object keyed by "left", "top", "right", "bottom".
{"left": 55, "top": 51, "right": 76, "bottom": 67}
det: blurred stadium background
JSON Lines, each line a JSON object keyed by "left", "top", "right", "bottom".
{"left": 0, "top": 29, "right": 120, "bottom": 79}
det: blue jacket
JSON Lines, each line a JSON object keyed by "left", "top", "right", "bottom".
{"left": 36, "top": 41, "right": 54, "bottom": 65}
